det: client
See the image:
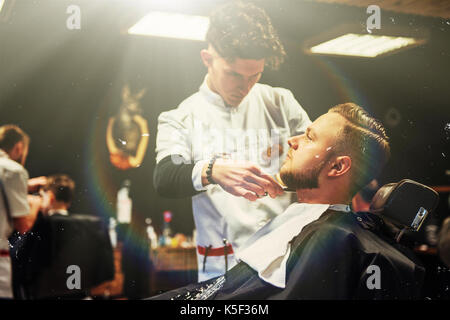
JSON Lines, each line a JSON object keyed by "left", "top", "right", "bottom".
{"left": 151, "top": 103, "right": 424, "bottom": 300}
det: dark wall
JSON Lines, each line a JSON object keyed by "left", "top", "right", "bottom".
{"left": 0, "top": 0, "right": 448, "bottom": 234}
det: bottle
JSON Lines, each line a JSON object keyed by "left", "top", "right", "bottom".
{"left": 192, "top": 229, "right": 197, "bottom": 248}
{"left": 117, "top": 179, "right": 132, "bottom": 224}
{"left": 160, "top": 211, "right": 172, "bottom": 247}
{"left": 145, "top": 218, "right": 158, "bottom": 249}
{"left": 109, "top": 217, "right": 117, "bottom": 248}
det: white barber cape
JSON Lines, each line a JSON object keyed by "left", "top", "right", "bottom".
{"left": 236, "top": 202, "right": 351, "bottom": 288}
{"left": 155, "top": 76, "right": 311, "bottom": 281}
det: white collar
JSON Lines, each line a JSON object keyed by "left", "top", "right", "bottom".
{"left": 329, "top": 204, "right": 351, "bottom": 213}
{"left": 0, "top": 149, "right": 9, "bottom": 159}
{"left": 48, "top": 209, "right": 69, "bottom": 216}
{"left": 236, "top": 202, "right": 349, "bottom": 288}
{"left": 199, "top": 75, "right": 251, "bottom": 110}
{"left": 199, "top": 75, "right": 227, "bottom": 108}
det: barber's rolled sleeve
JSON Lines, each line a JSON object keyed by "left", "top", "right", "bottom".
{"left": 192, "top": 160, "right": 208, "bottom": 191}
{"left": 283, "top": 90, "right": 312, "bottom": 136}
{"left": 4, "top": 169, "right": 30, "bottom": 218}
{"left": 155, "top": 111, "right": 192, "bottom": 164}
{"left": 155, "top": 109, "right": 208, "bottom": 196}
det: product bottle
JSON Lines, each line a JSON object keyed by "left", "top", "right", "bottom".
{"left": 146, "top": 218, "right": 158, "bottom": 249}
{"left": 117, "top": 179, "right": 132, "bottom": 224}
{"left": 109, "top": 217, "right": 117, "bottom": 248}
{"left": 160, "top": 211, "right": 172, "bottom": 247}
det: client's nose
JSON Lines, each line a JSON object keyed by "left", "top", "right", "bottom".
{"left": 288, "top": 135, "right": 301, "bottom": 149}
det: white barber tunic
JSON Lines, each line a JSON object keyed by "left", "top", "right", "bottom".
{"left": 0, "top": 149, "right": 30, "bottom": 298}
{"left": 156, "top": 76, "right": 311, "bottom": 281}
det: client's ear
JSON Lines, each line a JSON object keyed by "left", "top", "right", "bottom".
{"left": 328, "top": 156, "right": 351, "bottom": 177}
{"left": 200, "top": 49, "right": 213, "bottom": 68}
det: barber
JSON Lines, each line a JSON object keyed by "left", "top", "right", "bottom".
{"left": 0, "top": 125, "right": 44, "bottom": 299}
{"left": 154, "top": 2, "right": 311, "bottom": 282}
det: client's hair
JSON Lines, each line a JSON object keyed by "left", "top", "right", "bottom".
{"left": 44, "top": 174, "right": 75, "bottom": 205}
{"left": 328, "top": 103, "right": 390, "bottom": 196}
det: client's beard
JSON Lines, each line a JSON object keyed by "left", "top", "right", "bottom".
{"left": 280, "top": 156, "right": 330, "bottom": 190}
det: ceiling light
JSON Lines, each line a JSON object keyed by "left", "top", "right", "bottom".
{"left": 309, "top": 33, "right": 422, "bottom": 58}
{"left": 128, "top": 11, "right": 209, "bottom": 41}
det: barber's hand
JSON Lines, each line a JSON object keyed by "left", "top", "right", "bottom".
{"left": 28, "top": 176, "right": 47, "bottom": 193}
{"left": 204, "top": 159, "right": 284, "bottom": 201}
{"left": 27, "top": 194, "right": 42, "bottom": 215}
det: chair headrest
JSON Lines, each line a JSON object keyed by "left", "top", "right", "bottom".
{"left": 369, "top": 179, "right": 439, "bottom": 231}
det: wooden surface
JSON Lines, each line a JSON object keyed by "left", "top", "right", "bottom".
{"left": 150, "top": 247, "right": 198, "bottom": 271}
{"left": 90, "top": 244, "right": 124, "bottom": 298}
{"left": 89, "top": 245, "right": 198, "bottom": 298}
{"left": 149, "top": 247, "right": 198, "bottom": 296}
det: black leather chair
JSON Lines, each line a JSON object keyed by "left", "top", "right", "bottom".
{"left": 11, "top": 213, "right": 115, "bottom": 300}
{"left": 369, "top": 179, "right": 439, "bottom": 241}
{"left": 368, "top": 179, "right": 448, "bottom": 299}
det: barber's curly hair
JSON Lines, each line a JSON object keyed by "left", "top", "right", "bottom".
{"left": 206, "top": 1, "right": 286, "bottom": 70}
{"left": 329, "top": 103, "right": 391, "bottom": 195}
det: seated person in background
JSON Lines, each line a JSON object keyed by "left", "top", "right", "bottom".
{"left": 10, "top": 173, "right": 75, "bottom": 246}
{"left": 11, "top": 173, "right": 114, "bottom": 299}
{"left": 151, "top": 102, "right": 425, "bottom": 300}
{"left": 39, "top": 174, "right": 75, "bottom": 216}
{"left": 9, "top": 174, "right": 76, "bottom": 297}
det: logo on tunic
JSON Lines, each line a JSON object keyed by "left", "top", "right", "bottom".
{"left": 262, "top": 143, "right": 283, "bottom": 161}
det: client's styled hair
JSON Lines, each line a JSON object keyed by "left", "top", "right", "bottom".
{"left": 329, "top": 103, "right": 391, "bottom": 195}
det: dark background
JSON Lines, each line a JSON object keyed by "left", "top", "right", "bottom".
{"left": 0, "top": 0, "right": 449, "bottom": 235}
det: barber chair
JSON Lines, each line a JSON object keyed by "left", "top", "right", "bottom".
{"left": 12, "top": 214, "right": 115, "bottom": 300}
{"left": 369, "top": 179, "right": 439, "bottom": 241}
{"left": 368, "top": 179, "right": 449, "bottom": 299}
